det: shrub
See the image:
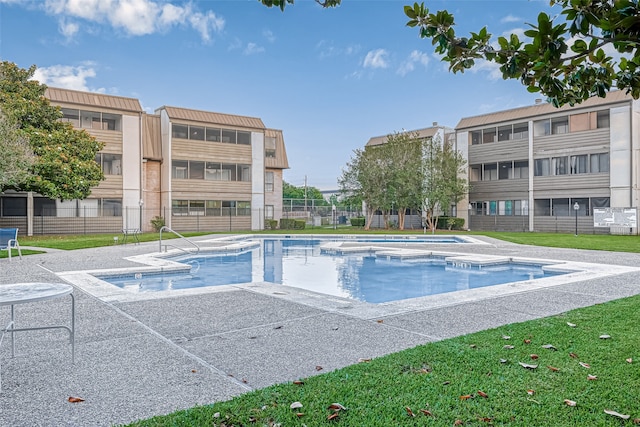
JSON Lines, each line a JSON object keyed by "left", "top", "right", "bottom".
{"left": 279, "top": 218, "right": 306, "bottom": 230}
{"left": 150, "top": 216, "right": 165, "bottom": 232}
{"left": 294, "top": 220, "right": 306, "bottom": 230}
{"left": 350, "top": 217, "right": 365, "bottom": 227}
{"left": 436, "top": 216, "right": 465, "bottom": 230}
{"left": 266, "top": 219, "right": 278, "bottom": 230}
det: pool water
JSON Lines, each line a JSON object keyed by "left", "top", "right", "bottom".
{"left": 101, "top": 239, "right": 567, "bottom": 303}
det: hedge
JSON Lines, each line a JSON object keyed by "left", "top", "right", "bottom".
{"left": 279, "top": 218, "right": 306, "bottom": 230}
{"left": 436, "top": 216, "right": 465, "bottom": 230}
{"left": 350, "top": 217, "right": 366, "bottom": 227}
{"left": 266, "top": 219, "right": 278, "bottom": 230}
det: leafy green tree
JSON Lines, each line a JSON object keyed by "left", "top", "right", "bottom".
{"left": 0, "top": 112, "right": 34, "bottom": 190}
{"left": 261, "top": 0, "right": 640, "bottom": 106}
{"left": 283, "top": 181, "right": 328, "bottom": 205}
{"left": 0, "top": 61, "right": 104, "bottom": 200}
{"left": 421, "top": 135, "right": 468, "bottom": 232}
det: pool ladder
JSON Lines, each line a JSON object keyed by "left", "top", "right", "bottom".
{"left": 159, "top": 226, "right": 200, "bottom": 254}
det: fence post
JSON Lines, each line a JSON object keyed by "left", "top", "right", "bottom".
{"left": 83, "top": 206, "right": 87, "bottom": 235}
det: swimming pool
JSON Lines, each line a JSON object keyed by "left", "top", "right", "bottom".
{"left": 98, "top": 238, "right": 569, "bottom": 303}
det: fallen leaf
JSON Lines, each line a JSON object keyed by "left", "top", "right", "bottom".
{"left": 191, "top": 369, "right": 197, "bottom": 373}
{"left": 274, "top": 325, "right": 283, "bottom": 330}
{"left": 376, "top": 319, "right": 384, "bottom": 324}
{"left": 569, "top": 352, "right": 579, "bottom": 359}
{"left": 460, "top": 394, "right": 473, "bottom": 400}
{"left": 242, "top": 378, "right": 248, "bottom": 383}
{"left": 290, "top": 402, "right": 303, "bottom": 410}
{"left": 477, "top": 391, "right": 488, "bottom": 398}
{"left": 523, "top": 339, "right": 531, "bottom": 344}
{"left": 327, "top": 413, "right": 339, "bottom": 421}
{"left": 542, "top": 344, "right": 557, "bottom": 351}
{"left": 295, "top": 413, "right": 305, "bottom": 418}
{"left": 293, "top": 380, "right": 304, "bottom": 385}
{"left": 499, "top": 358, "right": 508, "bottom": 364}
{"left": 420, "top": 409, "right": 433, "bottom": 416}
{"left": 405, "top": 406, "right": 415, "bottom": 417}
{"left": 470, "top": 344, "right": 477, "bottom": 348}
{"left": 68, "top": 396, "right": 85, "bottom": 403}
{"left": 503, "top": 345, "right": 515, "bottom": 349}
{"left": 358, "top": 358, "right": 372, "bottom": 363}
{"left": 587, "top": 375, "right": 597, "bottom": 380}
{"left": 443, "top": 381, "right": 451, "bottom": 385}
{"left": 579, "top": 362, "right": 590, "bottom": 369}
{"left": 213, "top": 412, "right": 220, "bottom": 418}
{"left": 530, "top": 354, "right": 539, "bottom": 360}
{"left": 519, "top": 362, "right": 538, "bottom": 369}
{"left": 626, "top": 358, "right": 633, "bottom": 363}
{"left": 502, "top": 335, "right": 511, "bottom": 340}
{"left": 454, "top": 420, "right": 463, "bottom": 426}
{"left": 567, "top": 322, "right": 576, "bottom": 327}
{"left": 604, "top": 409, "right": 630, "bottom": 420}
{"left": 527, "top": 389, "right": 535, "bottom": 395}
{"left": 315, "top": 365, "right": 323, "bottom": 371}
{"left": 599, "top": 334, "right": 611, "bottom": 339}
{"left": 328, "top": 403, "right": 346, "bottom": 411}
{"left": 248, "top": 416, "right": 257, "bottom": 423}
{"left": 547, "top": 365, "right": 560, "bottom": 372}
{"left": 633, "top": 418, "right": 640, "bottom": 424}
{"left": 478, "top": 417, "right": 493, "bottom": 422}
{"left": 564, "top": 399, "right": 577, "bottom": 407}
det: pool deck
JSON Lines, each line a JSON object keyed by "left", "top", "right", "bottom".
{"left": 1, "top": 235, "right": 640, "bottom": 426}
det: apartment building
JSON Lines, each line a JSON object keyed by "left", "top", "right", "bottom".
{"left": 461, "top": 90, "right": 639, "bottom": 233}
{"left": 0, "top": 87, "right": 288, "bottom": 235}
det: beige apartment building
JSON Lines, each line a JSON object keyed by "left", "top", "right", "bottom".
{"left": 0, "top": 87, "right": 288, "bottom": 235}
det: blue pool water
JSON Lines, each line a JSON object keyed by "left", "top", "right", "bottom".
{"left": 100, "top": 239, "right": 568, "bottom": 303}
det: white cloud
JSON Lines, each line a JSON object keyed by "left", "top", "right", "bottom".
{"left": 501, "top": 14, "right": 521, "bottom": 24}
{"left": 32, "top": 64, "right": 97, "bottom": 91}
{"left": 58, "top": 18, "right": 79, "bottom": 39}
{"left": 469, "top": 59, "right": 503, "bottom": 80}
{"left": 244, "top": 42, "right": 265, "bottom": 55}
{"left": 363, "top": 49, "right": 389, "bottom": 69}
{"left": 263, "top": 29, "right": 275, "bottom": 43}
{"left": 397, "top": 50, "right": 429, "bottom": 76}
{"left": 42, "top": 0, "right": 224, "bottom": 42}
{"left": 316, "top": 40, "right": 361, "bottom": 59}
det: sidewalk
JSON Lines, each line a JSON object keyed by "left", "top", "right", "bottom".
{"left": 1, "top": 237, "right": 639, "bottom": 426}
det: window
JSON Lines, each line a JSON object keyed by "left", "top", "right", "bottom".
{"left": 237, "top": 165, "right": 251, "bottom": 182}
{"left": 237, "top": 131, "right": 251, "bottom": 145}
{"left": 189, "top": 200, "right": 205, "bottom": 216}
{"left": 470, "top": 165, "right": 481, "bottom": 181}
{"left": 172, "top": 160, "right": 189, "bottom": 179}
{"left": 488, "top": 201, "right": 497, "bottom": 215}
{"left": 189, "top": 161, "right": 204, "bottom": 179}
{"left": 222, "top": 164, "right": 236, "bottom": 181}
{"left": 237, "top": 201, "right": 251, "bottom": 216}
{"left": 483, "top": 163, "right": 497, "bottom": 181}
{"left": 172, "top": 124, "right": 188, "bottom": 139}
{"left": 222, "top": 129, "right": 236, "bottom": 143}
{"left": 265, "top": 136, "right": 277, "bottom": 157}
{"left": 189, "top": 126, "right": 205, "bottom": 141}
{"left": 206, "top": 200, "right": 221, "bottom": 216}
{"left": 551, "top": 117, "right": 569, "bottom": 134}
{"left": 34, "top": 198, "right": 57, "bottom": 216}
{"left": 498, "top": 200, "right": 506, "bottom": 215}
{"left": 265, "top": 171, "right": 274, "bottom": 192}
{"left": 570, "top": 155, "right": 588, "bottom": 174}
{"left": 61, "top": 108, "right": 80, "bottom": 127}
{"left": 571, "top": 198, "right": 589, "bottom": 215}
{"left": 81, "top": 111, "right": 101, "bottom": 129}
{"left": 498, "top": 125, "right": 512, "bottom": 141}
{"left": 552, "top": 198, "right": 570, "bottom": 216}
{"left": 513, "top": 161, "right": 529, "bottom": 179}
{"left": 514, "top": 200, "right": 528, "bottom": 216}
{"left": 482, "top": 128, "right": 496, "bottom": 144}
{"left": 101, "top": 113, "right": 121, "bottom": 131}
{"left": 470, "top": 131, "right": 482, "bottom": 145}
{"left": 1, "top": 197, "right": 27, "bottom": 216}
{"left": 592, "top": 197, "right": 610, "bottom": 208}
{"left": 499, "top": 162, "right": 512, "bottom": 179}
{"left": 222, "top": 200, "right": 236, "bottom": 216}
{"left": 206, "top": 127, "right": 221, "bottom": 142}
{"left": 265, "top": 205, "right": 274, "bottom": 219}
{"left": 100, "top": 153, "right": 122, "bottom": 175}
{"left": 597, "top": 110, "right": 610, "bottom": 128}
{"left": 552, "top": 156, "right": 568, "bottom": 175}
{"left": 534, "top": 158, "right": 550, "bottom": 176}
{"left": 590, "top": 153, "right": 609, "bottom": 173}
{"left": 534, "top": 199, "right": 551, "bottom": 216}
{"left": 512, "top": 123, "right": 529, "bottom": 140}
{"left": 205, "top": 162, "right": 222, "bottom": 180}
{"left": 533, "top": 119, "right": 551, "bottom": 136}
{"left": 172, "top": 200, "right": 188, "bottom": 216}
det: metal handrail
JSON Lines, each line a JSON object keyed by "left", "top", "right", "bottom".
{"left": 159, "top": 226, "right": 200, "bottom": 254}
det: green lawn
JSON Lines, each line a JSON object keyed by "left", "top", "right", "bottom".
{"left": 126, "top": 296, "right": 640, "bottom": 426}
{"left": 479, "top": 231, "right": 640, "bottom": 253}
{"left": 18, "top": 231, "right": 212, "bottom": 250}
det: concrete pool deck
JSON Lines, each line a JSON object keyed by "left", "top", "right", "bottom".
{"left": 1, "top": 234, "right": 640, "bottom": 426}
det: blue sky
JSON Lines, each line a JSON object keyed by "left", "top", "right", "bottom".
{"left": 0, "top": 0, "right": 553, "bottom": 190}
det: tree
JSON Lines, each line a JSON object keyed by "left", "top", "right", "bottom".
{"left": 0, "top": 112, "right": 35, "bottom": 190}
{"left": 260, "top": 0, "right": 640, "bottom": 106}
{"left": 421, "top": 135, "right": 468, "bottom": 233}
{"left": 0, "top": 61, "right": 104, "bottom": 200}
{"left": 283, "top": 181, "right": 329, "bottom": 205}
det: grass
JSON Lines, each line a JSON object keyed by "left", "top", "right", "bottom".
{"left": 0, "top": 248, "right": 45, "bottom": 259}
{"left": 125, "top": 296, "right": 640, "bottom": 426}
{"left": 480, "top": 231, "right": 640, "bottom": 253}
{"left": 18, "top": 231, "right": 212, "bottom": 250}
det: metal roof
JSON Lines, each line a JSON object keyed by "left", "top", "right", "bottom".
{"left": 158, "top": 106, "right": 265, "bottom": 129}
{"left": 456, "top": 90, "right": 633, "bottom": 130}
{"left": 365, "top": 126, "right": 450, "bottom": 147}
{"left": 45, "top": 87, "right": 143, "bottom": 113}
